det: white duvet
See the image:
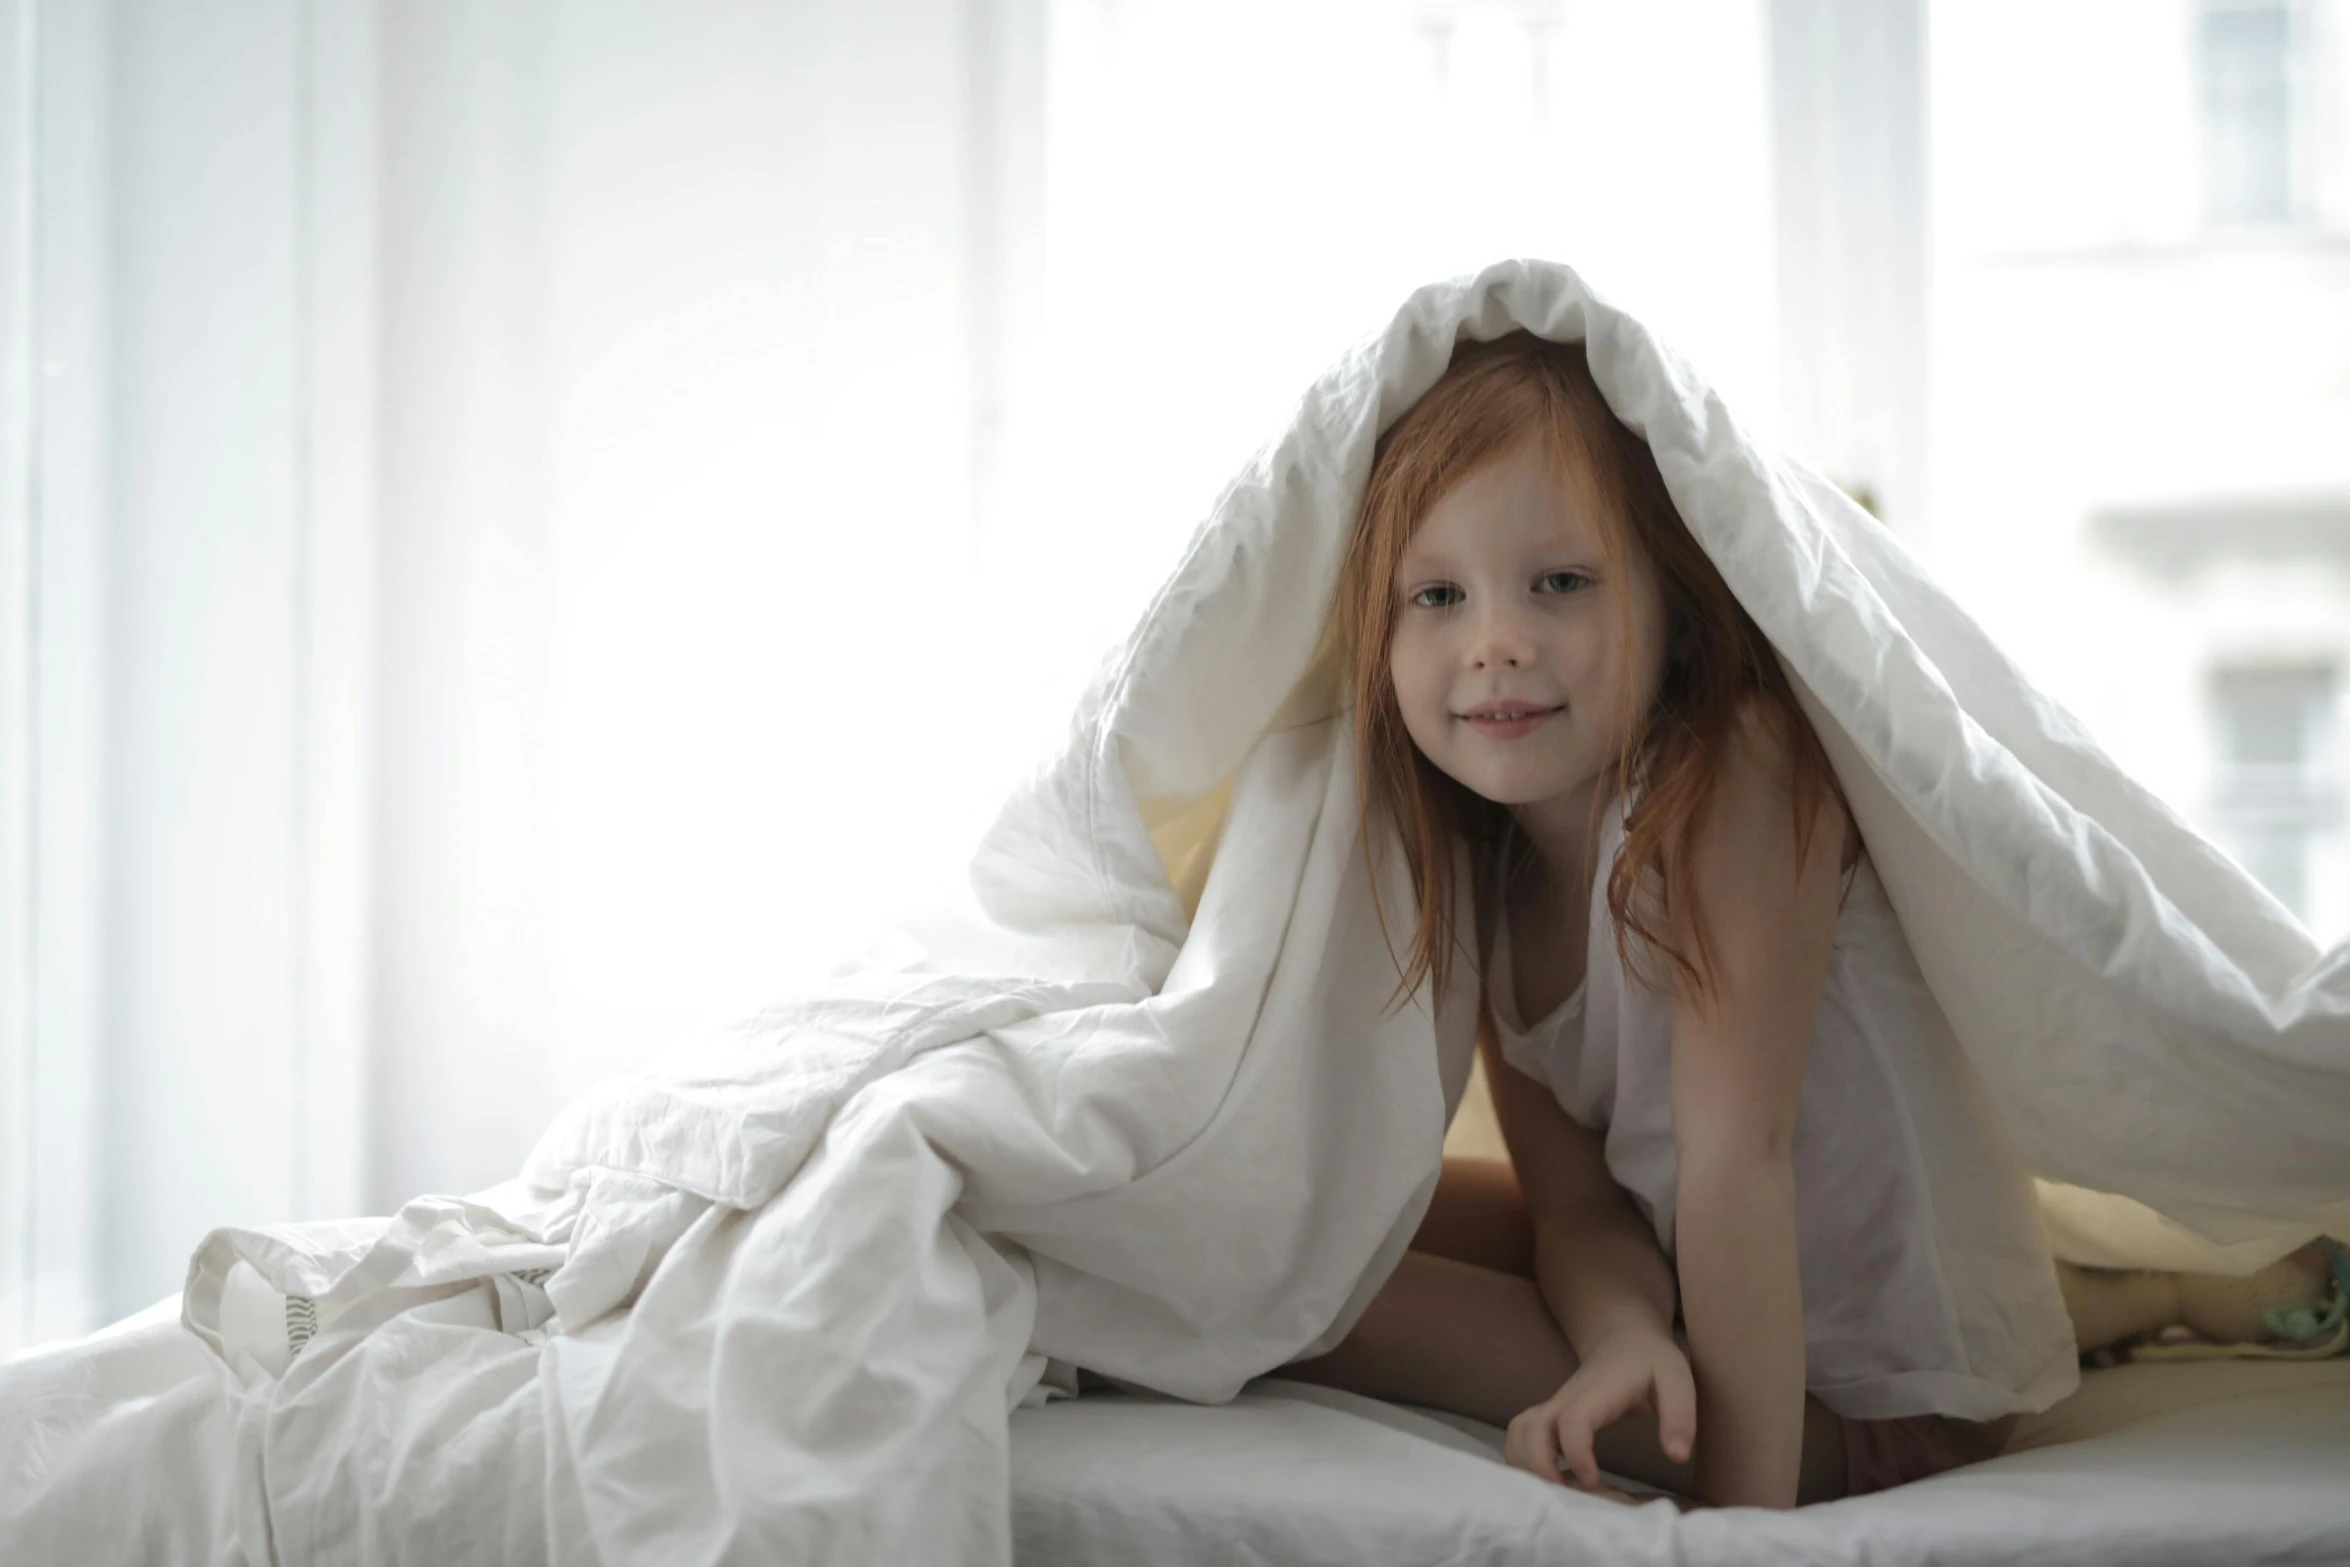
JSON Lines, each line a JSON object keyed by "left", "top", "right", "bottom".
{"left": 5, "top": 259, "right": 2347, "bottom": 1565}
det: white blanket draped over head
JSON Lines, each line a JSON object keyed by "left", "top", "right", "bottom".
{"left": 173, "top": 260, "right": 2350, "bottom": 1564}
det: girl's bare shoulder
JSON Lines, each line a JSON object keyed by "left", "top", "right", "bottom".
{"left": 1694, "top": 697, "right": 1850, "bottom": 890}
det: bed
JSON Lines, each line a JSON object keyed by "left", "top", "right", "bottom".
{"left": 8, "top": 1298, "right": 2347, "bottom": 1564}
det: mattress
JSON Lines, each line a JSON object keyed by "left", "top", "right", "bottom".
{"left": 1009, "top": 1366, "right": 2350, "bottom": 1566}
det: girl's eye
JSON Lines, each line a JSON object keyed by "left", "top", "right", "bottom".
{"left": 1407, "top": 573, "right": 1589, "bottom": 609}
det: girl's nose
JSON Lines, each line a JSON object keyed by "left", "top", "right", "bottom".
{"left": 1467, "top": 605, "right": 1535, "bottom": 669}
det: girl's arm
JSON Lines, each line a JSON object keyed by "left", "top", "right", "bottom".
{"left": 1668, "top": 708, "right": 1848, "bottom": 1509}
{"left": 1482, "top": 1014, "right": 1696, "bottom": 1485}
{"left": 1483, "top": 1016, "right": 1680, "bottom": 1357}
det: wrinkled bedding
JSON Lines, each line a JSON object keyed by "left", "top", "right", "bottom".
{"left": 1013, "top": 1363, "right": 2350, "bottom": 1567}
{"left": 4, "top": 259, "right": 2348, "bottom": 1564}
{"left": 14, "top": 1304, "right": 2349, "bottom": 1566}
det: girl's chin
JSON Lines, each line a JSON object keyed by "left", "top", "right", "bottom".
{"left": 1415, "top": 739, "right": 1601, "bottom": 807}
{"left": 1460, "top": 765, "right": 1606, "bottom": 810}
{"left": 1448, "top": 772, "right": 1567, "bottom": 806}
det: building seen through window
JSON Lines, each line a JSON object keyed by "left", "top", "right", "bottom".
{"left": 2199, "top": 0, "right": 2304, "bottom": 225}
{"left": 2208, "top": 663, "right": 2343, "bottom": 920}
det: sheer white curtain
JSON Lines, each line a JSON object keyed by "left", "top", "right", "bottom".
{"left": 0, "top": 0, "right": 1060, "bottom": 1347}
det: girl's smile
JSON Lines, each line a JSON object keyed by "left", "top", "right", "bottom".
{"left": 1460, "top": 705, "right": 1561, "bottom": 738}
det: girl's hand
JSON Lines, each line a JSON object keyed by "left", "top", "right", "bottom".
{"left": 1503, "top": 1329, "right": 1698, "bottom": 1495}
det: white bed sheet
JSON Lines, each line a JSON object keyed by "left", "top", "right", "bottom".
{"left": 1009, "top": 1365, "right": 2350, "bottom": 1567}
{"left": 9, "top": 1302, "right": 2350, "bottom": 1564}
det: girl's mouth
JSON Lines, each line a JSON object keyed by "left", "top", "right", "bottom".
{"left": 1462, "top": 707, "right": 1560, "bottom": 738}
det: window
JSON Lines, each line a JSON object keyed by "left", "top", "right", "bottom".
{"left": 2208, "top": 663, "right": 2341, "bottom": 918}
{"left": 2197, "top": 0, "right": 2303, "bottom": 226}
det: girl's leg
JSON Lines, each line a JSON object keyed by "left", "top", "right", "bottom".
{"left": 2056, "top": 1261, "right": 2181, "bottom": 1351}
{"left": 1841, "top": 1412, "right": 2021, "bottom": 1497}
{"left": 1287, "top": 1158, "right": 1850, "bottom": 1503}
{"left": 1408, "top": 1154, "right": 1538, "bottom": 1277}
{"left": 1286, "top": 1248, "right": 1579, "bottom": 1430}
{"left": 2058, "top": 1246, "right": 2336, "bottom": 1351}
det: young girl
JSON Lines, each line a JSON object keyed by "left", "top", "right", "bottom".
{"left": 1287, "top": 329, "right": 2084, "bottom": 1508}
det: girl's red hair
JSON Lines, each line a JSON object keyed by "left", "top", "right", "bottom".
{"left": 1330, "top": 330, "right": 1854, "bottom": 1016}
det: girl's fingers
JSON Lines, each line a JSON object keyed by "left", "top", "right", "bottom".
{"left": 1507, "top": 1411, "right": 1565, "bottom": 1487}
{"left": 1554, "top": 1404, "right": 1605, "bottom": 1490}
{"left": 1559, "top": 1371, "right": 1645, "bottom": 1488}
{"left": 1519, "top": 1423, "right": 1551, "bottom": 1485}
{"left": 1513, "top": 1362, "right": 1677, "bottom": 1495}
{"left": 1653, "top": 1357, "right": 1699, "bottom": 1464}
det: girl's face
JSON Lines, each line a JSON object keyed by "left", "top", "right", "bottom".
{"left": 1386, "top": 437, "right": 1670, "bottom": 827}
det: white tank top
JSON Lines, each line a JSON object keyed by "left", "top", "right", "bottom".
{"left": 1480, "top": 802, "right": 2081, "bottom": 1421}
